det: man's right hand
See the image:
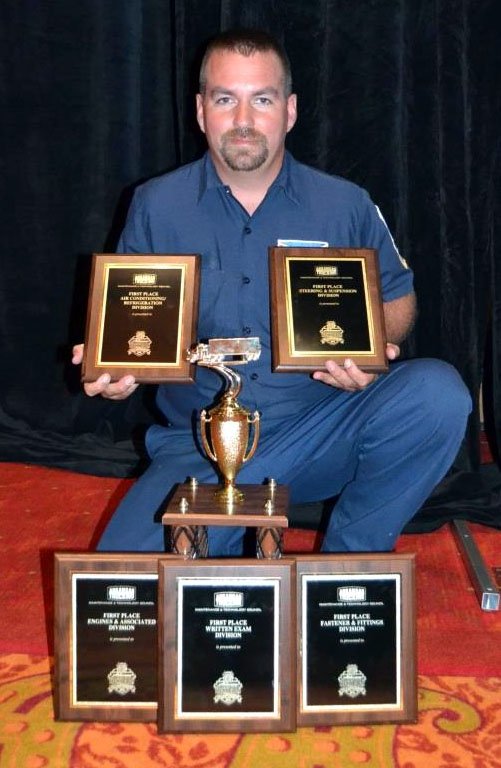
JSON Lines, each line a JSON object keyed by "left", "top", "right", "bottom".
{"left": 72, "top": 344, "right": 139, "bottom": 400}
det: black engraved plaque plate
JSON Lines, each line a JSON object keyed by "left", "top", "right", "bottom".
{"left": 99, "top": 266, "right": 182, "bottom": 364}
{"left": 74, "top": 574, "right": 158, "bottom": 705}
{"left": 287, "top": 258, "right": 371, "bottom": 353}
{"left": 179, "top": 580, "right": 276, "bottom": 715}
{"left": 304, "top": 575, "right": 398, "bottom": 707}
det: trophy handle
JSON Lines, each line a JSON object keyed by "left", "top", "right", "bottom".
{"left": 200, "top": 409, "right": 217, "bottom": 462}
{"left": 242, "top": 411, "right": 260, "bottom": 464}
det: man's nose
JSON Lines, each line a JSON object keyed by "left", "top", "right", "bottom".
{"left": 233, "top": 101, "right": 253, "bottom": 127}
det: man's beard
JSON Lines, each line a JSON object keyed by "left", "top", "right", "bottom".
{"left": 220, "top": 128, "right": 269, "bottom": 171}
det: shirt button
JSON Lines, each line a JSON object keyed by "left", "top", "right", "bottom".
{"left": 242, "top": 326, "right": 251, "bottom": 335}
{"left": 250, "top": 373, "right": 258, "bottom": 380}
{"left": 242, "top": 276, "right": 251, "bottom": 284}
{"left": 243, "top": 225, "right": 252, "bottom": 235}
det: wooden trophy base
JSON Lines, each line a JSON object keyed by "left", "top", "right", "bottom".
{"left": 162, "top": 482, "right": 289, "bottom": 559}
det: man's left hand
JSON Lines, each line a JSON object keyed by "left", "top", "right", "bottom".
{"left": 312, "top": 343, "right": 400, "bottom": 392}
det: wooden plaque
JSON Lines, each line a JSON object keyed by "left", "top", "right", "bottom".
{"left": 269, "top": 247, "right": 388, "bottom": 372}
{"left": 296, "top": 554, "right": 416, "bottom": 726}
{"left": 158, "top": 559, "right": 296, "bottom": 733}
{"left": 54, "top": 553, "right": 165, "bottom": 722}
{"left": 82, "top": 253, "right": 200, "bottom": 382}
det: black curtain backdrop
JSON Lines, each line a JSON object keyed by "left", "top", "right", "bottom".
{"left": 1, "top": 0, "right": 500, "bottom": 527}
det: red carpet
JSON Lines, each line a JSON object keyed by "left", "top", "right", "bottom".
{"left": 1, "top": 462, "right": 500, "bottom": 675}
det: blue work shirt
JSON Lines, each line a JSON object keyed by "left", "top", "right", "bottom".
{"left": 117, "top": 151, "right": 414, "bottom": 428}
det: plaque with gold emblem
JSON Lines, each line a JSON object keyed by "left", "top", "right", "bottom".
{"left": 269, "top": 247, "right": 388, "bottom": 372}
{"left": 157, "top": 559, "right": 296, "bottom": 733}
{"left": 82, "top": 253, "right": 199, "bottom": 382}
{"left": 54, "top": 553, "right": 178, "bottom": 722}
{"left": 296, "top": 554, "right": 417, "bottom": 726}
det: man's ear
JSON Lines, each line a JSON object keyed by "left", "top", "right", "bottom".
{"left": 196, "top": 93, "right": 206, "bottom": 134}
{"left": 286, "top": 93, "right": 297, "bottom": 133}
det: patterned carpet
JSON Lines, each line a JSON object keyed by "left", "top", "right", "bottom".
{"left": 1, "top": 655, "right": 500, "bottom": 767}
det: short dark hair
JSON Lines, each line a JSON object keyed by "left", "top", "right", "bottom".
{"left": 199, "top": 28, "right": 293, "bottom": 96}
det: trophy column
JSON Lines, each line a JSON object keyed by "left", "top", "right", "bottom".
{"left": 256, "top": 481, "right": 284, "bottom": 559}
{"left": 168, "top": 479, "right": 209, "bottom": 558}
{"left": 162, "top": 338, "right": 288, "bottom": 559}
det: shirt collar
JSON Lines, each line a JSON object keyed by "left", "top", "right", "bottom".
{"left": 197, "top": 150, "right": 301, "bottom": 206}
{"left": 197, "top": 152, "right": 225, "bottom": 200}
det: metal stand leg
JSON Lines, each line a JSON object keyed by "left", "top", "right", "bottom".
{"left": 451, "top": 519, "right": 500, "bottom": 611}
{"left": 256, "top": 526, "right": 283, "bottom": 559}
{"left": 170, "top": 524, "right": 208, "bottom": 559}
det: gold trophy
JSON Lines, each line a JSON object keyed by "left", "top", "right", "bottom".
{"left": 191, "top": 337, "right": 260, "bottom": 504}
{"left": 162, "top": 337, "right": 289, "bottom": 559}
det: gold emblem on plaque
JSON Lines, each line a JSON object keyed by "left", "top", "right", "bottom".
{"left": 320, "top": 320, "right": 344, "bottom": 347}
{"left": 107, "top": 661, "right": 137, "bottom": 695}
{"left": 338, "top": 663, "right": 367, "bottom": 698}
{"left": 213, "top": 670, "right": 243, "bottom": 705}
{"left": 187, "top": 337, "right": 261, "bottom": 505}
{"left": 128, "top": 330, "right": 152, "bottom": 357}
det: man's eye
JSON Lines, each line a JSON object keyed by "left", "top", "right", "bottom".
{"left": 215, "top": 96, "right": 233, "bottom": 105}
{"left": 255, "top": 97, "right": 272, "bottom": 105}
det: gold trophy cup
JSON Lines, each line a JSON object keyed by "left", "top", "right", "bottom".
{"left": 190, "top": 338, "right": 260, "bottom": 504}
